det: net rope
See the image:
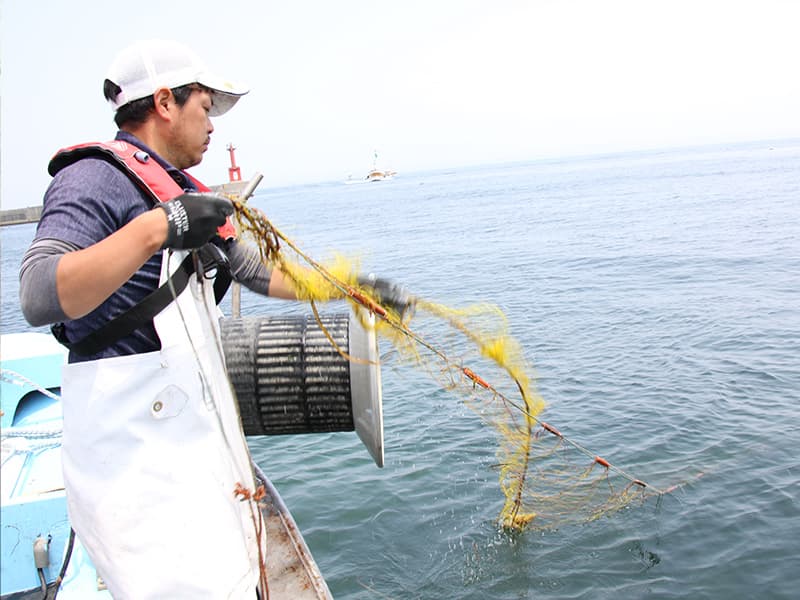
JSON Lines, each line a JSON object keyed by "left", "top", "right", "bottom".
{"left": 232, "top": 200, "right": 663, "bottom": 530}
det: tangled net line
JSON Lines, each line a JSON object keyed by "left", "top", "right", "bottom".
{"left": 231, "top": 200, "right": 663, "bottom": 530}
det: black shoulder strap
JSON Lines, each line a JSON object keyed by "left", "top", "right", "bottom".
{"left": 213, "top": 267, "right": 232, "bottom": 304}
{"left": 52, "top": 254, "right": 196, "bottom": 357}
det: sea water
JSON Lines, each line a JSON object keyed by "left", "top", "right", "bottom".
{"left": 2, "top": 139, "right": 799, "bottom": 599}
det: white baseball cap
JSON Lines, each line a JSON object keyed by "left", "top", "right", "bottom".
{"left": 105, "top": 39, "right": 249, "bottom": 116}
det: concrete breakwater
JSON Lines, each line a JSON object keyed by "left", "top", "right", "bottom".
{"left": 0, "top": 206, "right": 42, "bottom": 226}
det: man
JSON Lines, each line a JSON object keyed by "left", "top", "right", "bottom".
{"left": 21, "top": 39, "right": 300, "bottom": 363}
{"left": 19, "top": 39, "right": 405, "bottom": 598}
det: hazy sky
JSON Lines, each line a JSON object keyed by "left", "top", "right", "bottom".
{"left": 1, "top": 0, "right": 798, "bottom": 209}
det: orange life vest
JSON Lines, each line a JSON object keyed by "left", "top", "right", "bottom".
{"left": 48, "top": 139, "right": 236, "bottom": 239}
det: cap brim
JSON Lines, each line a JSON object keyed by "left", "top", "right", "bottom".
{"left": 208, "top": 90, "right": 246, "bottom": 116}
{"left": 197, "top": 73, "right": 248, "bottom": 116}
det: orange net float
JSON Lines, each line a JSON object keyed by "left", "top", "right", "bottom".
{"left": 541, "top": 422, "right": 563, "bottom": 437}
{"left": 594, "top": 456, "right": 611, "bottom": 469}
{"left": 462, "top": 367, "right": 491, "bottom": 389}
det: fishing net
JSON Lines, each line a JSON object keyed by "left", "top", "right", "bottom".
{"left": 231, "top": 200, "right": 659, "bottom": 530}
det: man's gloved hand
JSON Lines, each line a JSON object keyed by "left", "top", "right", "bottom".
{"left": 157, "top": 192, "right": 233, "bottom": 250}
{"left": 357, "top": 273, "right": 415, "bottom": 319}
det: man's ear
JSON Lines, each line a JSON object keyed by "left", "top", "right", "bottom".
{"left": 153, "top": 87, "right": 173, "bottom": 120}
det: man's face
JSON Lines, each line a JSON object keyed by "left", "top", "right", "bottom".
{"left": 168, "top": 86, "right": 214, "bottom": 170}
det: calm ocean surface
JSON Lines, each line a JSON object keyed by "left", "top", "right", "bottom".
{"left": 2, "top": 139, "right": 799, "bottom": 598}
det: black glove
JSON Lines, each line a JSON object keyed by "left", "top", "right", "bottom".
{"left": 357, "top": 273, "right": 415, "bottom": 319}
{"left": 157, "top": 192, "right": 233, "bottom": 250}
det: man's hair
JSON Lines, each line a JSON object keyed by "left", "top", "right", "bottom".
{"left": 103, "top": 81, "right": 199, "bottom": 128}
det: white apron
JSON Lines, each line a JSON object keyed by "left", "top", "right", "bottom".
{"left": 61, "top": 250, "right": 263, "bottom": 599}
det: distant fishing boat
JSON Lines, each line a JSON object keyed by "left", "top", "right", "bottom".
{"left": 365, "top": 168, "right": 397, "bottom": 182}
{"left": 364, "top": 150, "right": 396, "bottom": 182}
